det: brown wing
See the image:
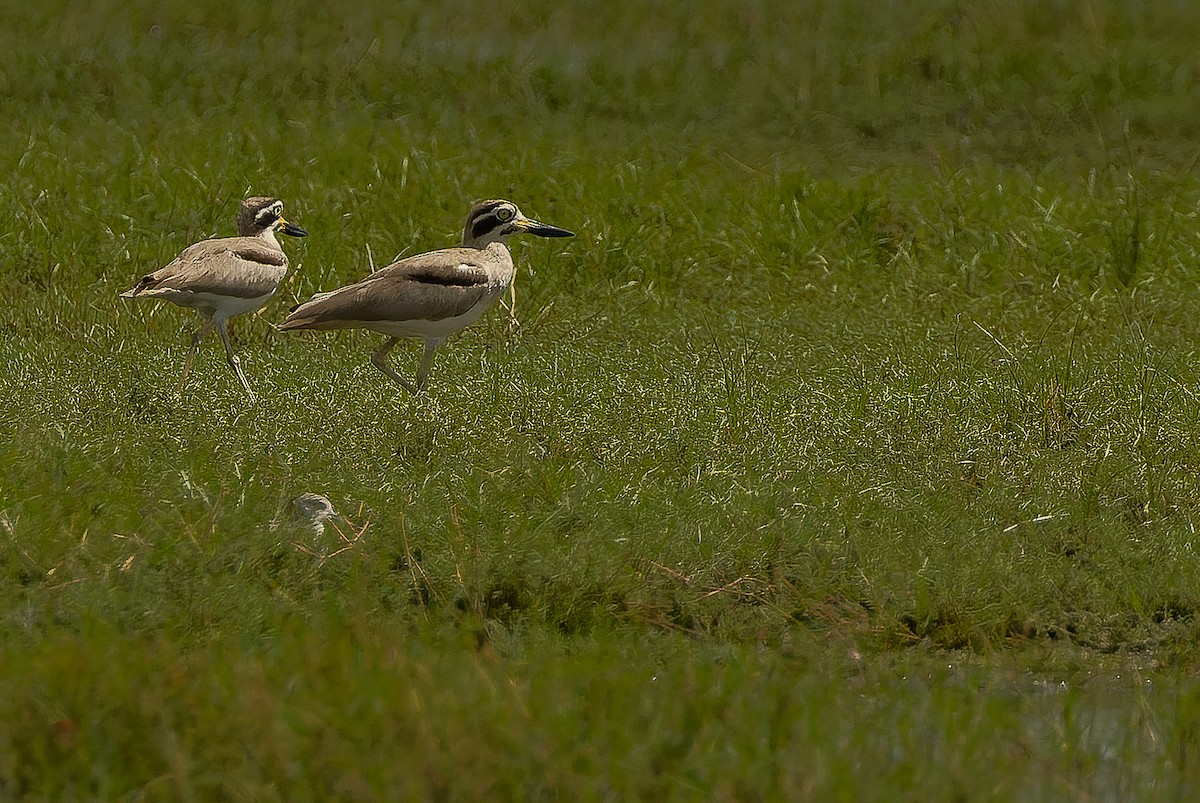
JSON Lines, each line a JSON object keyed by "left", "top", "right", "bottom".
{"left": 279, "top": 249, "right": 493, "bottom": 329}
{"left": 123, "top": 237, "right": 288, "bottom": 299}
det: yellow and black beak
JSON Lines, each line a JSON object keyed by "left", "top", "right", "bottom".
{"left": 279, "top": 217, "right": 309, "bottom": 238}
{"left": 515, "top": 215, "right": 574, "bottom": 238}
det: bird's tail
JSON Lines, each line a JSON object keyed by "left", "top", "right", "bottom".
{"left": 119, "top": 275, "right": 156, "bottom": 298}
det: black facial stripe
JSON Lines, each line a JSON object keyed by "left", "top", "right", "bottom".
{"left": 470, "top": 213, "right": 498, "bottom": 241}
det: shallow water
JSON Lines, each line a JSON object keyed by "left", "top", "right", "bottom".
{"left": 881, "top": 663, "right": 1197, "bottom": 801}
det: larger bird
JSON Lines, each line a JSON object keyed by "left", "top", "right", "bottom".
{"left": 120, "top": 196, "right": 308, "bottom": 400}
{"left": 278, "top": 199, "right": 573, "bottom": 394}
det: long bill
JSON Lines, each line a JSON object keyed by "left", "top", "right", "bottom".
{"left": 515, "top": 217, "right": 574, "bottom": 238}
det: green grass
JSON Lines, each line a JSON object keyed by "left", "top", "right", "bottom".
{"left": 8, "top": 0, "right": 1200, "bottom": 797}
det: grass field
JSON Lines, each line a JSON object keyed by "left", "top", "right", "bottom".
{"left": 8, "top": 0, "right": 1200, "bottom": 798}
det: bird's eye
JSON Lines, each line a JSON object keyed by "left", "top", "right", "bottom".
{"left": 496, "top": 207, "right": 514, "bottom": 222}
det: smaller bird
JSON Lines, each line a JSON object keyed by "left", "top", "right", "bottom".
{"left": 278, "top": 199, "right": 573, "bottom": 394}
{"left": 291, "top": 492, "right": 340, "bottom": 535}
{"left": 120, "top": 196, "right": 308, "bottom": 400}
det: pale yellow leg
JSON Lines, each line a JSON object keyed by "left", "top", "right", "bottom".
{"left": 217, "top": 320, "right": 256, "bottom": 401}
{"left": 414, "top": 341, "right": 441, "bottom": 393}
{"left": 371, "top": 337, "right": 419, "bottom": 395}
{"left": 179, "top": 319, "right": 216, "bottom": 393}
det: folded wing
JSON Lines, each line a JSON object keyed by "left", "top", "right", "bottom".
{"left": 122, "top": 238, "right": 288, "bottom": 300}
{"left": 279, "top": 249, "right": 493, "bottom": 330}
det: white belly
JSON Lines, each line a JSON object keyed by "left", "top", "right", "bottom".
{"left": 145, "top": 288, "right": 276, "bottom": 321}
{"left": 355, "top": 290, "right": 500, "bottom": 342}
